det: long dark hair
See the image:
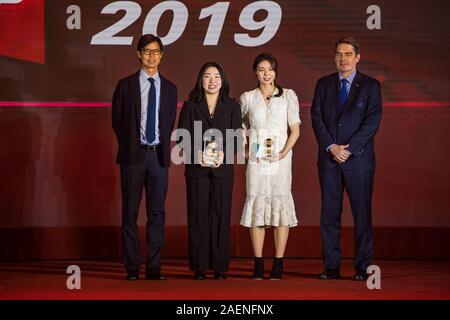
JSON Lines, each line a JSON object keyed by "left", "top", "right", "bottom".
{"left": 188, "top": 62, "right": 231, "bottom": 103}
{"left": 252, "top": 52, "right": 283, "bottom": 97}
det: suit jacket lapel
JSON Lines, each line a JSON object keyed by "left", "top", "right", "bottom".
{"left": 331, "top": 73, "right": 340, "bottom": 115}
{"left": 211, "top": 98, "right": 225, "bottom": 125}
{"left": 130, "top": 71, "right": 141, "bottom": 125}
{"left": 343, "top": 71, "right": 362, "bottom": 115}
{"left": 159, "top": 74, "right": 168, "bottom": 128}
{"left": 199, "top": 99, "right": 214, "bottom": 127}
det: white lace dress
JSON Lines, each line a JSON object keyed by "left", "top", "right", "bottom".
{"left": 240, "top": 88, "right": 301, "bottom": 227}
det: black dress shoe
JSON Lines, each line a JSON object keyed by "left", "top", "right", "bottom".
{"left": 193, "top": 271, "right": 206, "bottom": 280}
{"left": 354, "top": 270, "right": 369, "bottom": 281}
{"left": 214, "top": 271, "right": 227, "bottom": 280}
{"left": 126, "top": 273, "right": 139, "bottom": 281}
{"left": 145, "top": 268, "right": 167, "bottom": 280}
{"left": 319, "top": 269, "right": 341, "bottom": 280}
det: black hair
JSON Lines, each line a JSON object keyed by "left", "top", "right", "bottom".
{"left": 335, "top": 37, "right": 360, "bottom": 55}
{"left": 137, "top": 34, "right": 164, "bottom": 52}
{"left": 252, "top": 52, "right": 283, "bottom": 97}
{"left": 188, "top": 62, "right": 231, "bottom": 103}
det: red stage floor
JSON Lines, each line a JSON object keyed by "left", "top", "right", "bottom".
{"left": 1, "top": 258, "right": 449, "bottom": 300}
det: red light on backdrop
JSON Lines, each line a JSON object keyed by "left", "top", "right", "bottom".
{"left": 0, "top": 0, "right": 45, "bottom": 64}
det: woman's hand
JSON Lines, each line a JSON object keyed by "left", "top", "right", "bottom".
{"left": 197, "top": 150, "right": 209, "bottom": 167}
{"left": 212, "top": 151, "right": 225, "bottom": 168}
{"left": 248, "top": 151, "right": 260, "bottom": 163}
{"left": 264, "top": 151, "right": 285, "bottom": 162}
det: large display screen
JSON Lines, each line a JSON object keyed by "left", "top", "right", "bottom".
{"left": 1, "top": 0, "right": 449, "bottom": 104}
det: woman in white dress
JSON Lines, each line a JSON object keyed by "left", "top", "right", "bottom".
{"left": 240, "top": 53, "right": 301, "bottom": 280}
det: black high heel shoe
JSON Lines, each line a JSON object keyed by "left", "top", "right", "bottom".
{"left": 252, "top": 257, "right": 264, "bottom": 280}
{"left": 269, "top": 257, "right": 283, "bottom": 280}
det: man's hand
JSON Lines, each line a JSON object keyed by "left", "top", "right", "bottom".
{"left": 330, "top": 144, "right": 351, "bottom": 163}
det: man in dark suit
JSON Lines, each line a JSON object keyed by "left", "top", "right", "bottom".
{"left": 112, "top": 34, "right": 177, "bottom": 281}
{"left": 311, "top": 37, "right": 382, "bottom": 281}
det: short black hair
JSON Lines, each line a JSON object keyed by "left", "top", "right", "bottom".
{"left": 335, "top": 37, "right": 360, "bottom": 55}
{"left": 137, "top": 34, "right": 163, "bottom": 52}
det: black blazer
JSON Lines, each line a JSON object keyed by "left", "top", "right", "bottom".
{"left": 177, "top": 97, "right": 242, "bottom": 178}
{"left": 112, "top": 70, "right": 177, "bottom": 167}
{"left": 311, "top": 71, "right": 382, "bottom": 170}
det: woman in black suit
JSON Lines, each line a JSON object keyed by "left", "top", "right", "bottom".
{"left": 177, "top": 62, "right": 242, "bottom": 280}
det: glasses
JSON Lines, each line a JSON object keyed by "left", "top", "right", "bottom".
{"left": 141, "top": 49, "right": 161, "bottom": 56}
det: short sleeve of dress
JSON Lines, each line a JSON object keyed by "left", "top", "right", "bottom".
{"left": 240, "top": 91, "right": 250, "bottom": 129}
{"left": 286, "top": 89, "right": 301, "bottom": 126}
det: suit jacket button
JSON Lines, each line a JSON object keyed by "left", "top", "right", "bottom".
{"left": 338, "top": 123, "right": 342, "bottom": 127}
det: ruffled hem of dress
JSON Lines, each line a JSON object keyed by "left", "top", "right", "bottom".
{"left": 240, "top": 194, "right": 298, "bottom": 228}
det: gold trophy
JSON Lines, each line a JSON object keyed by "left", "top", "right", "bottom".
{"left": 264, "top": 137, "right": 274, "bottom": 158}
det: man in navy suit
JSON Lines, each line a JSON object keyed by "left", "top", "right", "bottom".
{"left": 311, "top": 37, "right": 382, "bottom": 281}
{"left": 112, "top": 34, "right": 177, "bottom": 281}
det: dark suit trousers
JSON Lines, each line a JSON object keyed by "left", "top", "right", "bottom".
{"left": 319, "top": 166, "right": 374, "bottom": 271}
{"left": 186, "top": 173, "right": 233, "bottom": 273}
{"left": 120, "top": 150, "right": 168, "bottom": 274}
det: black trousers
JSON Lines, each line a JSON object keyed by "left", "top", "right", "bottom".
{"left": 319, "top": 166, "right": 374, "bottom": 271}
{"left": 120, "top": 150, "right": 168, "bottom": 274}
{"left": 186, "top": 173, "right": 233, "bottom": 273}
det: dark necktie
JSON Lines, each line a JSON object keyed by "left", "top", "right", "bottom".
{"left": 145, "top": 77, "right": 156, "bottom": 144}
{"left": 339, "top": 78, "right": 349, "bottom": 115}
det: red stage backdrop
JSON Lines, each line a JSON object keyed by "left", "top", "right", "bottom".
{"left": 0, "top": 0, "right": 449, "bottom": 260}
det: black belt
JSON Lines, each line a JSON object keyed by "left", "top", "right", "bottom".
{"left": 141, "top": 144, "right": 158, "bottom": 151}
